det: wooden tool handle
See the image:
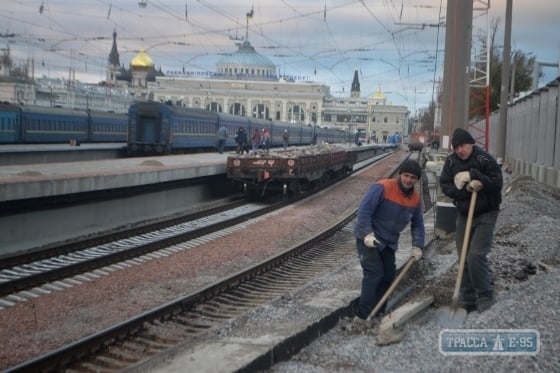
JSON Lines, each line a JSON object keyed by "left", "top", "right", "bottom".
{"left": 366, "top": 256, "right": 416, "bottom": 321}
{"left": 451, "top": 190, "right": 478, "bottom": 306}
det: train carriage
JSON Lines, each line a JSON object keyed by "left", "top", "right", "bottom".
{"left": 19, "top": 106, "right": 89, "bottom": 143}
{"left": 89, "top": 110, "right": 128, "bottom": 142}
{"left": 0, "top": 103, "right": 20, "bottom": 143}
{"left": 0, "top": 102, "right": 128, "bottom": 144}
{"left": 171, "top": 107, "right": 221, "bottom": 150}
{"left": 126, "top": 101, "right": 354, "bottom": 155}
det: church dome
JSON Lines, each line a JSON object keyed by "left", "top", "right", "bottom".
{"left": 216, "top": 41, "right": 276, "bottom": 79}
{"left": 131, "top": 48, "right": 154, "bottom": 68}
{"left": 372, "top": 88, "right": 386, "bottom": 101}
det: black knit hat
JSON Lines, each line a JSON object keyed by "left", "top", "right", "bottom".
{"left": 451, "top": 128, "right": 475, "bottom": 148}
{"left": 399, "top": 160, "right": 422, "bottom": 179}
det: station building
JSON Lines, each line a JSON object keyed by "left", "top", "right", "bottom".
{"left": 0, "top": 31, "right": 409, "bottom": 143}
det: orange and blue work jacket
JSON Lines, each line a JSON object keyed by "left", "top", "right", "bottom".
{"left": 353, "top": 178, "right": 425, "bottom": 251}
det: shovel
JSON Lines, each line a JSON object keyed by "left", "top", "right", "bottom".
{"left": 366, "top": 255, "right": 417, "bottom": 322}
{"left": 436, "top": 190, "right": 478, "bottom": 327}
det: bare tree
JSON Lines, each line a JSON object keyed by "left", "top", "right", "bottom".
{"left": 470, "top": 17, "right": 535, "bottom": 118}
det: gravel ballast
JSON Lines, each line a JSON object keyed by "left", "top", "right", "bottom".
{"left": 268, "top": 174, "right": 560, "bottom": 372}
{"left": 1, "top": 153, "right": 558, "bottom": 372}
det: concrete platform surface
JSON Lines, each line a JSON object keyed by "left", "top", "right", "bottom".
{"left": 0, "top": 152, "right": 231, "bottom": 202}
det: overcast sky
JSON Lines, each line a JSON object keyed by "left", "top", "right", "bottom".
{"left": 2, "top": 0, "right": 558, "bottom": 111}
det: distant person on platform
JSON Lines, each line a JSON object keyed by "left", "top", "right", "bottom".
{"left": 235, "top": 127, "right": 248, "bottom": 154}
{"left": 251, "top": 128, "right": 261, "bottom": 154}
{"left": 262, "top": 128, "right": 271, "bottom": 153}
{"left": 282, "top": 129, "right": 289, "bottom": 150}
{"left": 439, "top": 128, "right": 502, "bottom": 313}
{"left": 216, "top": 125, "right": 228, "bottom": 154}
{"left": 349, "top": 160, "right": 425, "bottom": 329}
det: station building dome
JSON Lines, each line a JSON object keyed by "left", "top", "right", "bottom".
{"left": 216, "top": 40, "right": 276, "bottom": 79}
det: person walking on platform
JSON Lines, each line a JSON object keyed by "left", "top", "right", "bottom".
{"left": 216, "top": 125, "right": 228, "bottom": 154}
{"left": 350, "top": 160, "right": 425, "bottom": 328}
{"left": 251, "top": 128, "right": 261, "bottom": 154}
{"left": 261, "top": 128, "right": 271, "bottom": 153}
{"left": 282, "top": 129, "right": 289, "bottom": 150}
{"left": 439, "top": 128, "right": 503, "bottom": 312}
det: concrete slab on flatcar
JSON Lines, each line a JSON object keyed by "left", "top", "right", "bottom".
{"left": 0, "top": 151, "right": 231, "bottom": 202}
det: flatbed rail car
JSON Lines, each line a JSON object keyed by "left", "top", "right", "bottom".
{"left": 226, "top": 145, "right": 357, "bottom": 198}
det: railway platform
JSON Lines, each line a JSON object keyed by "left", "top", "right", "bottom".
{"left": 0, "top": 151, "right": 229, "bottom": 203}
{"left": 0, "top": 143, "right": 377, "bottom": 203}
{"left": 0, "top": 151, "right": 234, "bottom": 254}
{"left": 0, "top": 143, "right": 127, "bottom": 165}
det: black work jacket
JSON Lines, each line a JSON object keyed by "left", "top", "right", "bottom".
{"left": 439, "top": 146, "right": 503, "bottom": 216}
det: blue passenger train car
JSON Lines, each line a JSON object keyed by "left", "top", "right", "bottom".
{"left": 0, "top": 103, "right": 20, "bottom": 143}
{"left": 0, "top": 102, "right": 128, "bottom": 144}
{"left": 127, "top": 101, "right": 352, "bottom": 155}
{"left": 19, "top": 105, "right": 90, "bottom": 143}
{"left": 89, "top": 110, "right": 128, "bottom": 142}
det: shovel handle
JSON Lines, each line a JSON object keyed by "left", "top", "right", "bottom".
{"left": 451, "top": 190, "right": 478, "bottom": 306}
{"left": 366, "top": 256, "right": 417, "bottom": 321}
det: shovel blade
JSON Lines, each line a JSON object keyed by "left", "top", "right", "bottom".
{"left": 435, "top": 306, "right": 467, "bottom": 328}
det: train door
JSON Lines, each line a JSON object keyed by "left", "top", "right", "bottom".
{"left": 138, "top": 113, "right": 160, "bottom": 143}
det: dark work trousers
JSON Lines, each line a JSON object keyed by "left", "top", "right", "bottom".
{"left": 455, "top": 209, "right": 499, "bottom": 305}
{"left": 355, "top": 239, "right": 396, "bottom": 320}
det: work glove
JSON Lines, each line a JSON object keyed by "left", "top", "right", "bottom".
{"left": 411, "top": 247, "right": 423, "bottom": 260}
{"left": 466, "top": 179, "right": 483, "bottom": 192}
{"left": 453, "top": 171, "right": 471, "bottom": 190}
{"left": 364, "top": 233, "right": 380, "bottom": 248}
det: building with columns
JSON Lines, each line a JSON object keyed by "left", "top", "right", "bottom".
{"left": 145, "top": 39, "right": 327, "bottom": 127}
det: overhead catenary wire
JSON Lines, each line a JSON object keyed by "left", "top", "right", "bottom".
{"left": 2, "top": 1, "right": 445, "bottom": 109}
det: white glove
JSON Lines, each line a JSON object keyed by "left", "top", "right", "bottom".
{"left": 454, "top": 171, "right": 471, "bottom": 190}
{"left": 466, "top": 179, "right": 483, "bottom": 192}
{"left": 364, "top": 233, "right": 380, "bottom": 248}
{"left": 411, "top": 247, "right": 423, "bottom": 260}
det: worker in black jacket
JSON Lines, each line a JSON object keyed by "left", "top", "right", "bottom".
{"left": 439, "top": 128, "right": 503, "bottom": 312}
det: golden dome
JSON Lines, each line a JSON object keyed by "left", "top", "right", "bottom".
{"left": 130, "top": 48, "right": 154, "bottom": 68}
{"left": 372, "top": 87, "right": 385, "bottom": 100}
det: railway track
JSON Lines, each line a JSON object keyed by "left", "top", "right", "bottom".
{"left": 5, "top": 213, "right": 358, "bottom": 373}
{"left": 0, "top": 151, "right": 396, "bottom": 307}
{"left": 0, "top": 198, "right": 287, "bottom": 305}
{"left": 1, "top": 150, "right": 409, "bottom": 372}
